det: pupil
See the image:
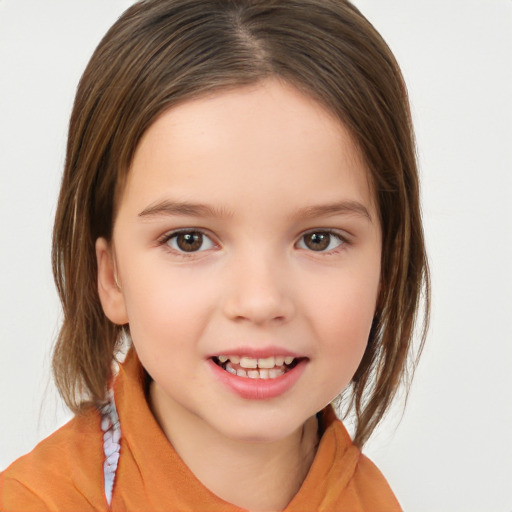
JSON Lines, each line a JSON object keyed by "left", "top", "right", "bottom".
{"left": 306, "top": 232, "right": 329, "bottom": 251}
{"left": 177, "top": 232, "right": 202, "bottom": 252}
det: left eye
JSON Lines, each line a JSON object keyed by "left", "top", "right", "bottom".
{"left": 166, "top": 231, "right": 215, "bottom": 253}
{"left": 297, "top": 231, "right": 344, "bottom": 252}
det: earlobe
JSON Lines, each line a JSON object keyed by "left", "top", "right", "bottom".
{"left": 96, "top": 237, "right": 129, "bottom": 325}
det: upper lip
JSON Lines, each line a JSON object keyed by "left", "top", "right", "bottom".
{"left": 207, "top": 346, "right": 305, "bottom": 359}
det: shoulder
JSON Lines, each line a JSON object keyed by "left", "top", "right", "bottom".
{"left": 348, "top": 451, "right": 402, "bottom": 511}
{"left": 0, "top": 408, "right": 106, "bottom": 512}
{"left": 318, "top": 408, "right": 402, "bottom": 510}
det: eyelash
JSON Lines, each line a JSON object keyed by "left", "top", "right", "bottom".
{"left": 158, "top": 229, "right": 217, "bottom": 257}
{"left": 297, "top": 229, "right": 348, "bottom": 253}
{"left": 157, "top": 228, "right": 349, "bottom": 257}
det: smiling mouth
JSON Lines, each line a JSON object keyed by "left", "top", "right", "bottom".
{"left": 212, "top": 355, "right": 302, "bottom": 379}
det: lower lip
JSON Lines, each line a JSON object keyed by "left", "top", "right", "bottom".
{"left": 208, "top": 359, "right": 307, "bottom": 400}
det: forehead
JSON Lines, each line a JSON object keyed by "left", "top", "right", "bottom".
{"left": 119, "top": 79, "right": 376, "bottom": 221}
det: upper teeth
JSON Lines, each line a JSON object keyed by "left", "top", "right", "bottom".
{"left": 217, "top": 355, "right": 295, "bottom": 368}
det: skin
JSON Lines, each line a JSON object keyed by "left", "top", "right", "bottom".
{"left": 96, "top": 78, "right": 382, "bottom": 511}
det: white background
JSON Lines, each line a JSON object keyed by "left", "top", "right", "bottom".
{"left": 1, "top": 1, "right": 511, "bottom": 510}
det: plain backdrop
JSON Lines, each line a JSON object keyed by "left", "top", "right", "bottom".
{"left": 1, "top": 1, "right": 511, "bottom": 510}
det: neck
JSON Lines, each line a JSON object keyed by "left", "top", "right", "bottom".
{"left": 149, "top": 383, "right": 319, "bottom": 511}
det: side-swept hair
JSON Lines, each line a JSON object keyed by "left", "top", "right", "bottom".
{"left": 52, "top": 0, "right": 429, "bottom": 447}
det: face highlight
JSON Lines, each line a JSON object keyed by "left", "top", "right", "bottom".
{"left": 96, "top": 79, "right": 382, "bottom": 444}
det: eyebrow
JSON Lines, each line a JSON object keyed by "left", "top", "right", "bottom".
{"left": 138, "top": 200, "right": 233, "bottom": 219}
{"left": 138, "top": 199, "right": 372, "bottom": 222}
{"left": 295, "top": 201, "right": 373, "bottom": 222}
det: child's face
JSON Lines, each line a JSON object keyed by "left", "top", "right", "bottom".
{"left": 97, "top": 79, "right": 381, "bottom": 444}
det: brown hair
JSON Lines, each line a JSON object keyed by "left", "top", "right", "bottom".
{"left": 52, "top": 0, "right": 429, "bottom": 447}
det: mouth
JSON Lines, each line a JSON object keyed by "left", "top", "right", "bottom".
{"left": 211, "top": 354, "right": 302, "bottom": 380}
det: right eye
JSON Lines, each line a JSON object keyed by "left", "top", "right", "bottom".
{"left": 165, "top": 231, "right": 215, "bottom": 253}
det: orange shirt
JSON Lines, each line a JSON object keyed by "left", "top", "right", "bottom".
{"left": 1, "top": 350, "right": 401, "bottom": 511}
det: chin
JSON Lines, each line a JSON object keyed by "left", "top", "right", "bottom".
{"left": 208, "top": 409, "right": 311, "bottom": 445}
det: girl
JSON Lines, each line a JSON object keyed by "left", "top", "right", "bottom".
{"left": 1, "top": 0, "right": 429, "bottom": 510}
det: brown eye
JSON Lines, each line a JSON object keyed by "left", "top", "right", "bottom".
{"left": 298, "top": 231, "right": 343, "bottom": 252}
{"left": 167, "top": 231, "right": 214, "bottom": 253}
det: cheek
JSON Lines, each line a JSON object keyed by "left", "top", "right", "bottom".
{"left": 305, "top": 265, "right": 380, "bottom": 364}
{"left": 319, "top": 295, "right": 374, "bottom": 357}
{"left": 309, "top": 291, "right": 376, "bottom": 400}
{"left": 120, "top": 258, "right": 219, "bottom": 350}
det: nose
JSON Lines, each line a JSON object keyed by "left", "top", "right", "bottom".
{"left": 222, "top": 251, "right": 295, "bottom": 326}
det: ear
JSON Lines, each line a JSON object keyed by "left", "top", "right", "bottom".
{"left": 96, "top": 237, "right": 128, "bottom": 325}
